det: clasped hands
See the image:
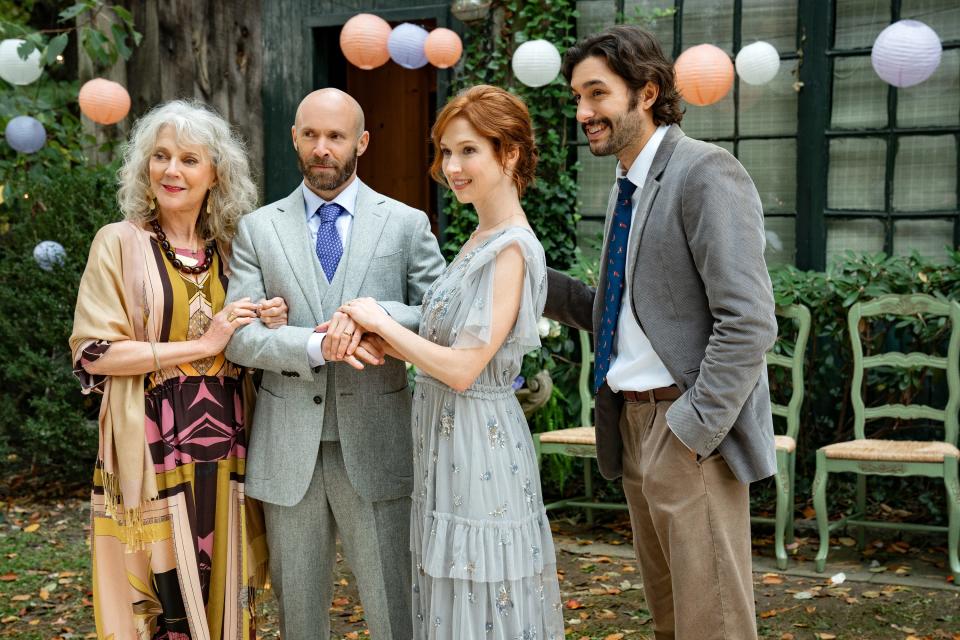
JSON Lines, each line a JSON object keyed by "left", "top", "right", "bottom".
{"left": 316, "top": 297, "right": 390, "bottom": 370}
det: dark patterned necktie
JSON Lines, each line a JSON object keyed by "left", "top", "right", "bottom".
{"left": 593, "top": 177, "right": 638, "bottom": 394}
{"left": 315, "top": 202, "right": 344, "bottom": 282}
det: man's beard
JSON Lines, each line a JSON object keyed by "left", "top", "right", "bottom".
{"left": 584, "top": 109, "right": 644, "bottom": 157}
{"left": 298, "top": 151, "right": 358, "bottom": 192}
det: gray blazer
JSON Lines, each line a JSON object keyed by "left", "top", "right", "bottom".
{"left": 225, "top": 181, "right": 445, "bottom": 505}
{"left": 546, "top": 125, "right": 778, "bottom": 484}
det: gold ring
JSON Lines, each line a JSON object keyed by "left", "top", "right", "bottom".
{"left": 342, "top": 330, "right": 353, "bottom": 336}
{"left": 227, "top": 312, "right": 237, "bottom": 322}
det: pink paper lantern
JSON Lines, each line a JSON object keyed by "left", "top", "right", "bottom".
{"left": 78, "top": 78, "right": 131, "bottom": 125}
{"left": 340, "top": 13, "right": 391, "bottom": 70}
{"left": 424, "top": 28, "right": 463, "bottom": 69}
{"left": 674, "top": 44, "right": 734, "bottom": 106}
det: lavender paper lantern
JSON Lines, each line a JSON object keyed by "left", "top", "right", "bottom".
{"left": 33, "top": 240, "right": 66, "bottom": 271}
{"left": 388, "top": 23, "right": 429, "bottom": 70}
{"left": 735, "top": 41, "right": 780, "bottom": 86}
{"left": 512, "top": 39, "right": 562, "bottom": 87}
{"left": 5, "top": 115, "right": 46, "bottom": 153}
{"left": 871, "top": 20, "right": 942, "bottom": 88}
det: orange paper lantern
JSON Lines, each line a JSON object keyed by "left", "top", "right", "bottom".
{"left": 78, "top": 78, "right": 131, "bottom": 125}
{"left": 424, "top": 28, "right": 463, "bottom": 69}
{"left": 674, "top": 44, "right": 734, "bottom": 106}
{"left": 340, "top": 13, "right": 391, "bottom": 70}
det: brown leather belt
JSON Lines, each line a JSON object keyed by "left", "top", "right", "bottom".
{"left": 622, "top": 385, "right": 682, "bottom": 403}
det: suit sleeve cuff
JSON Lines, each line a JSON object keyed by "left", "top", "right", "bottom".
{"left": 307, "top": 332, "right": 326, "bottom": 367}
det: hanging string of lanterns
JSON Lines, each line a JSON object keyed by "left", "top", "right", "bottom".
{"left": 2, "top": 41, "right": 131, "bottom": 272}
{"left": 341, "top": 14, "right": 463, "bottom": 71}
{"left": 338, "top": 14, "right": 564, "bottom": 87}
{"left": 675, "top": 16, "right": 942, "bottom": 108}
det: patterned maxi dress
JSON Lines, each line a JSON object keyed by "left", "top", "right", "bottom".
{"left": 75, "top": 245, "right": 262, "bottom": 640}
{"left": 411, "top": 227, "right": 565, "bottom": 639}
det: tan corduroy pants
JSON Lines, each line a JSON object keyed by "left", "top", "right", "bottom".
{"left": 620, "top": 398, "right": 758, "bottom": 640}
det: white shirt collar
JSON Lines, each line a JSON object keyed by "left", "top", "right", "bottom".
{"left": 302, "top": 175, "right": 361, "bottom": 220}
{"left": 617, "top": 124, "right": 670, "bottom": 193}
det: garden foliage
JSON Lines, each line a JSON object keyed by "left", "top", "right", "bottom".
{"left": 1, "top": 2, "right": 136, "bottom": 476}
{"left": 442, "top": 0, "right": 580, "bottom": 270}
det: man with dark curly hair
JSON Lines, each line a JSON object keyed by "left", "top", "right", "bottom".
{"left": 545, "top": 25, "right": 777, "bottom": 639}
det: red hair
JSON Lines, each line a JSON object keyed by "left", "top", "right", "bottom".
{"left": 430, "top": 85, "right": 538, "bottom": 196}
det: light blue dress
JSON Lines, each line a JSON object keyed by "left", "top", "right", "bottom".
{"left": 411, "top": 227, "right": 564, "bottom": 639}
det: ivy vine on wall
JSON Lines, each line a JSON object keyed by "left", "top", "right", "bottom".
{"left": 444, "top": 0, "right": 580, "bottom": 270}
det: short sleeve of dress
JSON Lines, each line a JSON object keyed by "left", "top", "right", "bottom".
{"left": 452, "top": 227, "right": 547, "bottom": 353}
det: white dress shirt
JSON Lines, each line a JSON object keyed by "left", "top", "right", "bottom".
{"left": 304, "top": 177, "right": 360, "bottom": 367}
{"left": 605, "top": 124, "right": 677, "bottom": 393}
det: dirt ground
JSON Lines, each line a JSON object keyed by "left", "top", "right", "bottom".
{"left": 2, "top": 495, "right": 959, "bottom": 640}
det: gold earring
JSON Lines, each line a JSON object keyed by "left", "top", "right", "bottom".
{"left": 149, "top": 198, "right": 156, "bottom": 211}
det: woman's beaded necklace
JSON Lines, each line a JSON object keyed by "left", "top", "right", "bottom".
{"left": 149, "top": 219, "right": 215, "bottom": 275}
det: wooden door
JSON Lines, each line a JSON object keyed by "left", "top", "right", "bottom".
{"left": 347, "top": 55, "right": 437, "bottom": 231}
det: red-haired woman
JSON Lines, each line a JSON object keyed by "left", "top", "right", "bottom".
{"left": 339, "top": 85, "right": 563, "bottom": 638}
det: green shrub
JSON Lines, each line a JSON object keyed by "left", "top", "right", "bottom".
{"left": 441, "top": 0, "right": 580, "bottom": 270}
{"left": 0, "top": 163, "right": 121, "bottom": 477}
{"left": 766, "top": 252, "right": 960, "bottom": 522}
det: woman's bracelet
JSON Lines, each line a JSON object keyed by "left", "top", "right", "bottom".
{"left": 150, "top": 341, "right": 162, "bottom": 372}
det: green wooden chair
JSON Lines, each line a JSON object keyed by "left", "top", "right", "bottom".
{"left": 752, "top": 304, "right": 811, "bottom": 569}
{"left": 812, "top": 294, "right": 960, "bottom": 578}
{"left": 533, "top": 329, "right": 628, "bottom": 524}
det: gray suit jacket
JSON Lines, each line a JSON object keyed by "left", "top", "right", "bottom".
{"left": 225, "top": 181, "right": 445, "bottom": 506}
{"left": 545, "top": 125, "right": 778, "bottom": 484}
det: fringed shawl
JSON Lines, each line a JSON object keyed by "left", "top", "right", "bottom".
{"left": 70, "top": 220, "right": 169, "bottom": 549}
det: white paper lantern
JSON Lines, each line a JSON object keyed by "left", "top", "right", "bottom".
{"left": 5, "top": 115, "right": 46, "bottom": 153}
{"left": 34, "top": 240, "right": 66, "bottom": 271}
{"left": 871, "top": 20, "right": 942, "bottom": 88}
{"left": 0, "top": 39, "right": 43, "bottom": 86}
{"left": 511, "top": 39, "right": 561, "bottom": 87}
{"left": 735, "top": 41, "right": 780, "bottom": 86}
{"left": 388, "top": 23, "right": 429, "bottom": 69}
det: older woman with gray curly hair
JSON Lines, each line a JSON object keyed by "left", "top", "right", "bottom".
{"left": 70, "top": 99, "right": 281, "bottom": 640}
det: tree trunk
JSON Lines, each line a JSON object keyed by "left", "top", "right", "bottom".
{"left": 80, "top": 1, "right": 264, "bottom": 193}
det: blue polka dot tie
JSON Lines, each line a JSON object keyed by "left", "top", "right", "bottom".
{"left": 315, "top": 202, "right": 344, "bottom": 282}
{"left": 593, "top": 177, "right": 638, "bottom": 394}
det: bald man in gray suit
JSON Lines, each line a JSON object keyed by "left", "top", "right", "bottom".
{"left": 226, "top": 89, "right": 445, "bottom": 639}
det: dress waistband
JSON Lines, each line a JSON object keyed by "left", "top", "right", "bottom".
{"left": 414, "top": 374, "right": 515, "bottom": 400}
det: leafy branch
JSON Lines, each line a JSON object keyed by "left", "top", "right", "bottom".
{"left": 0, "top": 1, "right": 140, "bottom": 69}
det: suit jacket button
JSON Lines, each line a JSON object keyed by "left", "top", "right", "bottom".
{"left": 313, "top": 395, "right": 323, "bottom": 405}
{"left": 313, "top": 365, "right": 322, "bottom": 373}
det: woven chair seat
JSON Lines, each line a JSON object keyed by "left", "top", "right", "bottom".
{"left": 822, "top": 438, "right": 960, "bottom": 463}
{"left": 774, "top": 435, "right": 796, "bottom": 453}
{"left": 538, "top": 426, "right": 597, "bottom": 446}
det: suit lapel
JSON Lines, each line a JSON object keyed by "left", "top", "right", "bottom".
{"left": 271, "top": 187, "right": 326, "bottom": 324}
{"left": 626, "top": 124, "right": 684, "bottom": 283}
{"left": 592, "top": 125, "right": 685, "bottom": 328}
{"left": 339, "top": 182, "right": 388, "bottom": 305}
